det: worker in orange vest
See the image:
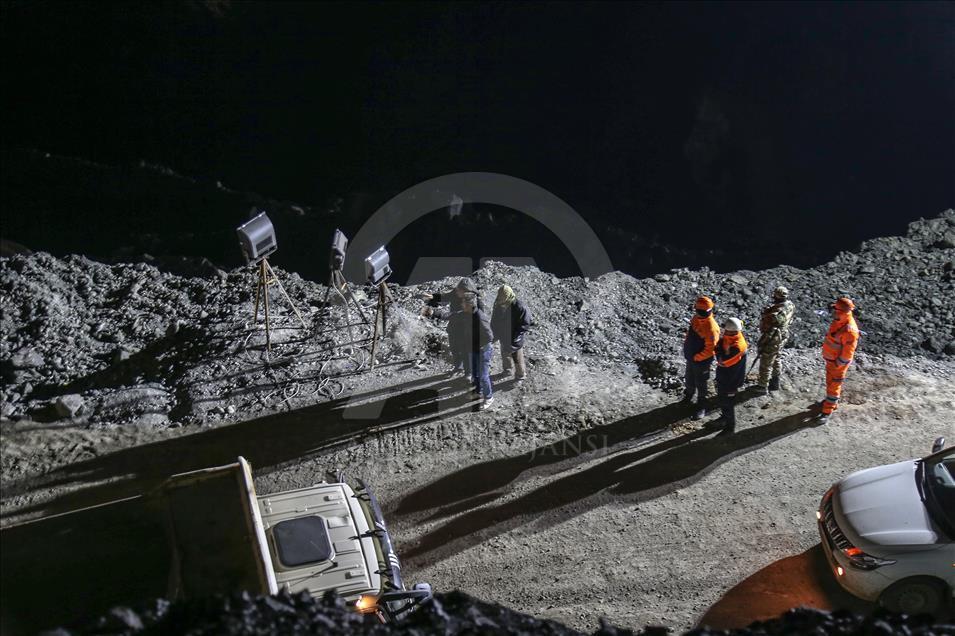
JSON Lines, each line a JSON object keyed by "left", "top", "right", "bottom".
{"left": 819, "top": 297, "right": 860, "bottom": 422}
{"left": 714, "top": 317, "right": 748, "bottom": 437}
{"left": 682, "top": 295, "right": 720, "bottom": 420}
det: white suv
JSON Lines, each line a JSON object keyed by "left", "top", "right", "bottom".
{"left": 818, "top": 438, "right": 954, "bottom": 615}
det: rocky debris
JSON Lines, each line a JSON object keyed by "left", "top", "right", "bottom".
{"left": 48, "top": 590, "right": 955, "bottom": 636}
{"left": 53, "top": 394, "right": 85, "bottom": 419}
{"left": 1, "top": 210, "right": 954, "bottom": 429}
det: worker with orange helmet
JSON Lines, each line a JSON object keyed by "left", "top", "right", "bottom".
{"left": 714, "top": 317, "right": 749, "bottom": 436}
{"left": 819, "top": 297, "right": 861, "bottom": 422}
{"left": 682, "top": 295, "right": 720, "bottom": 420}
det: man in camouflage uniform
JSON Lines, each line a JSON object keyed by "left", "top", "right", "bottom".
{"left": 755, "top": 286, "right": 795, "bottom": 395}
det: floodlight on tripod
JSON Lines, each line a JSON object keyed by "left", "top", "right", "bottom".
{"left": 365, "top": 246, "right": 393, "bottom": 369}
{"left": 236, "top": 211, "right": 277, "bottom": 265}
{"left": 329, "top": 228, "right": 348, "bottom": 272}
{"left": 235, "top": 211, "right": 306, "bottom": 359}
{"left": 321, "top": 229, "right": 369, "bottom": 331}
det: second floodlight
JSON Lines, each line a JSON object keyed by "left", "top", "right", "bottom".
{"left": 329, "top": 229, "right": 348, "bottom": 271}
{"left": 364, "top": 247, "right": 391, "bottom": 285}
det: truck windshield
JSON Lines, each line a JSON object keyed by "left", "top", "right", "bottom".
{"left": 922, "top": 448, "right": 955, "bottom": 538}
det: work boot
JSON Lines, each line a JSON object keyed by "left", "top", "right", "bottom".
{"left": 692, "top": 406, "right": 706, "bottom": 421}
{"left": 768, "top": 375, "right": 781, "bottom": 392}
{"left": 752, "top": 384, "right": 769, "bottom": 396}
{"left": 816, "top": 413, "right": 831, "bottom": 424}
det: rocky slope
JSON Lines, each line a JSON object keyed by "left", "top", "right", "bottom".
{"left": 1, "top": 210, "right": 953, "bottom": 432}
{"left": 2, "top": 210, "right": 954, "bottom": 634}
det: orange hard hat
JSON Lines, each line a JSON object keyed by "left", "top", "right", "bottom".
{"left": 694, "top": 296, "right": 714, "bottom": 311}
{"left": 833, "top": 297, "right": 855, "bottom": 312}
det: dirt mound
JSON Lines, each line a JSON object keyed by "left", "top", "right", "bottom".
{"left": 1, "top": 210, "right": 953, "bottom": 429}
{"left": 50, "top": 590, "right": 953, "bottom": 636}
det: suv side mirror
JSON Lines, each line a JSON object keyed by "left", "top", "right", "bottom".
{"left": 932, "top": 437, "right": 946, "bottom": 453}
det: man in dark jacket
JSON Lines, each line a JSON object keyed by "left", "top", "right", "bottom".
{"left": 714, "top": 317, "right": 748, "bottom": 437}
{"left": 460, "top": 293, "right": 495, "bottom": 410}
{"left": 421, "top": 277, "right": 484, "bottom": 376}
{"left": 421, "top": 277, "right": 484, "bottom": 319}
{"left": 683, "top": 295, "right": 720, "bottom": 420}
{"left": 491, "top": 285, "right": 531, "bottom": 381}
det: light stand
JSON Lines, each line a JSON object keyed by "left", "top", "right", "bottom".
{"left": 364, "top": 246, "right": 393, "bottom": 369}
{"left": 253, "top": 258, "right": 307, "bottom": 356}
{"left": 237, "top": 211, "right": 307, "bottom": 360}
{"left": 322, "top": 229, "right": 370, "bottom": 326}
{"left": 369, "top": 277, "right": 394, "bottom": 369}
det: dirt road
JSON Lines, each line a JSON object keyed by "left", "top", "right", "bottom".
{"left": 5, "top": 350, "right": 951, "bottom": 632}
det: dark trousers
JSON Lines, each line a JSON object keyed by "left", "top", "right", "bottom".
{"left": 451, "top": 348, "right": 467, "bottom": 373}
{"left": 717, "top": 389, "right": 737, "bottom": 430}
{"left": 469, "top": 344, "right": 494, "bottom": 398}
{"left": 684, "top": 358, "right": 712, "bottom": 404}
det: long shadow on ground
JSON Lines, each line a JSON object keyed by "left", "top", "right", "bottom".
{"left": 2, "top": 372, "right": 477, "bottom": 521}
{"left": 396, "top": 388, "right": 766, "bottom": 519}
{"left": 401, "top": 409, "right": 818, "bottom": 567}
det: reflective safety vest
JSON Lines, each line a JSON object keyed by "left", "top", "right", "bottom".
{"left": 822, "top": 314, "right": 860, "bottom": 365}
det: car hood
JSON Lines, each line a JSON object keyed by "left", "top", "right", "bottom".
{"left": 834, "top": 459, "right": 941, "bottom": 547}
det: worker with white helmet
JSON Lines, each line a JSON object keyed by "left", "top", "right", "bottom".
{"left": 714, "top": 316, "right": 749, "bottom": 436}
{"left": 755, "top": 285, "right": 795, "bottom": 394}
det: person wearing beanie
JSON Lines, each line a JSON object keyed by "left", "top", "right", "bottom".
{"left": 420, "top": 277, "right": 485, "bottom": 378}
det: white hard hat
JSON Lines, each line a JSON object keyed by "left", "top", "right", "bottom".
{"left": 773, "top": 286, "right": 789, "bottom": 299}
{"left": 723, "top": 317, "right": 743, "bottom": 332}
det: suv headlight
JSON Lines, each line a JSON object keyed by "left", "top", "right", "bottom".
{"left": 842, "top": 546, "right": 896, "bottom": 570}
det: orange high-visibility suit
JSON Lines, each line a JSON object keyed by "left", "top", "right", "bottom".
{"left": 821, "top": 308, "right": 860, "bottom": 415}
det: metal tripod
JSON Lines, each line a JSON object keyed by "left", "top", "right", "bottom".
{"left": 253, "top": 258, "right": 307, "bottom": 357}
{"left": 322, "top": 268, "right": 370, "bottom": 323}
{"left": 369, "top": 280, "right": 394, "bottom": 369}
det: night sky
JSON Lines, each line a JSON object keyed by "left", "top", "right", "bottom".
{"left": 2, "top": 1, "right": 953, "bottom": 276}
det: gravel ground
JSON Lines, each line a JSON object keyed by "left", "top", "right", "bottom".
{"left": 2, "top": 212, "right": 954, "bottom": 632}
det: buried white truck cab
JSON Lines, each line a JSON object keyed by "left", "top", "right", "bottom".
{"left": 0, "top": 457, "right": 430, "bottom": 633}
{"left": 818, "top": 438, "right": 955, "bottom": 615}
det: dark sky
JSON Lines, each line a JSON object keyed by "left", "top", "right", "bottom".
{"left": 2, "top": 1, "right": 953, "bottom": 267}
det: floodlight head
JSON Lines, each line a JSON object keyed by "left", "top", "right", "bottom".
{"left": 236, "top": 211, "right": 277, "bottom": 264}
{"left": 364, "top": 246, "right": 391, "bottom": 285}
{"left": 330, "top": 229, "right": 348, "bottom": 271}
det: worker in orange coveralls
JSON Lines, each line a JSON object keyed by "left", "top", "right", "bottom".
{"left": 714, "top": 317, "right": 748, "bottom": 437}
{"left": 819, "top": 297, "right": 860, "bottom": 423}
{"left": 682, "top": 295, "right": 720, "bottom": 421}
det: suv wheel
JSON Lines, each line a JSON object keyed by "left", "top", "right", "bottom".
{"left": 879, "top": 577, "right": 945, "bottom": 615}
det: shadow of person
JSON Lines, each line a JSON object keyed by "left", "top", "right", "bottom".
{"left": 395, "top": 401, "right": 690, "bottom": 518}
{"left": 697, "top": 544, "right": 873, "bottom": 630}
{"left": 401, "top": 409, "right": 816, "bottom": 567}
{"left": 1, "top": 373, "right": 475, "bottom": 521}
{"left": 396, "top": 388, "right": 766, "bottom": 519}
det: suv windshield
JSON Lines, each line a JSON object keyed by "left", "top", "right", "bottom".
{"left": 921, "top": 448, "right": 955, "bottom": 537}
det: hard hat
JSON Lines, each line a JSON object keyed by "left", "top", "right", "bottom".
{"left": 773, "top": 286, "right": 789, "bottom": 300}
{"left": 833, "top": 297, "right": 855, "bottom": 312}
{"left": 694, "top": 296, "right": 714, "bottom": 311}
{"left": 723, "top": 317, "right": 743, "bottom": 332}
